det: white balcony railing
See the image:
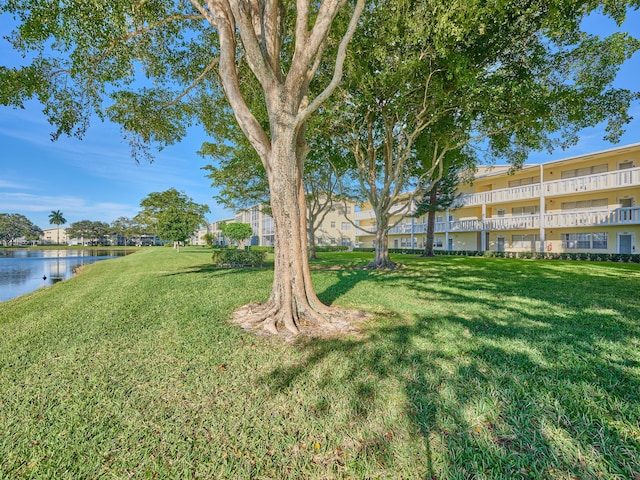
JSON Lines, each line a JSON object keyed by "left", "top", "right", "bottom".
{"left": 358, "top": 207, "right": 640, "bottom": 237}
{"left": 388, "top": 223, "right": 428, "bottom": 235}
{"left": 544, "top": 207, "right": 640, "bottom": 228}
{"left": 354, "top": 203, "right": 410, "bottom": 221}
{"left": 459, "top": 166, "right": 640, "bottom": 207}
{"left": 459, "top": 183, "right": 541, "bottom": 207}
{"left": 543, "top": 168, "right": 640, "bottom": 196}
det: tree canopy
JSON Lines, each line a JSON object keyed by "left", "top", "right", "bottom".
{"left": 328, "top": 0, "right": 639, "bottom": 268}
{"left": 65, "top": 220, "right": 110, "bottom": 244}
{"left": 0, "top": 213, "right": 42, "bottom": 245}
{"left": 138, "top": 188, "right": 209, "bottom": 248}
{"left": 220, "top": 222, "right": 254, "bottom": 249}
{"left": 48, "top": 210, "right": 66, "bottom": 227}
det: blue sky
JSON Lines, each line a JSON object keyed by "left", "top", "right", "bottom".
{"left": 1, "top": 9, "right": 639, "bottom": 230}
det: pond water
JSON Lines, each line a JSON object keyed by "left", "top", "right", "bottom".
{"left": 0, "top": 249, "right": 133, "bottom": 302}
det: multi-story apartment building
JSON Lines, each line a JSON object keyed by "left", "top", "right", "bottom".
{"left": 210, "top": 202, "right": 358, "bottom": 248}
{"left": 41, "top": 227, "right": 69, "bottom": 245}
{"left": 355, "top": 143, "right": 639, "bottom": 254}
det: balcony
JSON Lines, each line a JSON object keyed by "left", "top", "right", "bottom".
{"left": 388, "top": 222, "right": 427, "bottom": 235}
{"left": 544, "top": 206, "right": 640, "bottom": 228}
{"left": 459, "top": 184, "right": 541, "bottom": 207}
{"left": 357, "top": 207, "right": 640, "bottom": 236}
{"left": 354, "top": 203, "right": 411, "bottom": 221}
{"left": 459, "top": 166, "right": 640, "bottom": 207}
{"left": 543, "top": 168, "right": 640, "bottom": 196}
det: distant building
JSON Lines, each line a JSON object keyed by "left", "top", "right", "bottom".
{"left": 208, "top": 218, "right": 235, "bottom": 247}
{"left": 190, "top": 225, "right": 212, "bottom": 246}
{"left": 41, "top": 227, "right": 69, "bottom": 245}
{"left": 205, "top": 201, "right": 358, "bottom": 248}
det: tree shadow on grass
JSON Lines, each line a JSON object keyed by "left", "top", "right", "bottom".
{"left": 315, "top": 268, "right": 374, "bottom": 306}
{"left": 257, "top": 257, "right": 640, "bottom": 479}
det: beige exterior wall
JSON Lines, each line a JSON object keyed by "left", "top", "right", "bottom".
{"left": 314, "top": 204, "right": 357, "bottom": 247}
{"left": 190, "top": 226, "right": 211, "bottom": 246}
{"left": 355, "top": 143, "right": 640, "bottom": 254}
{"left": 208, "top": 201, "right": 358, "bottom": 248}
{"left": 41, "top": 227, "right": 68, "bottom": 245}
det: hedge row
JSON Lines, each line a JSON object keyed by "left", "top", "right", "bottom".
{"left": 211, "top": 249, "right": 267, "bottom": 267}
{"left": 315, "top": 245, "right": 350, "bottom": 252}
{"left": 229, "top": 245, "right": 350, "bottom": 253}
{"left": 352, "top": 248, "right": 640, "bottom": 263}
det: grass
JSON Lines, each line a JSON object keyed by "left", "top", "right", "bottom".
{"left": 1, "top": 247, "right": 639, "bottom": 479}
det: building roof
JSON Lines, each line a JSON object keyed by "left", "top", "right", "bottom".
{"left": 473, "top": 142, "right": 640, "bottom": 180}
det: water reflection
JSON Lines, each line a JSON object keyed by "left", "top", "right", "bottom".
{"left": 0, "top": 249, "right": 133, "bottom": 302}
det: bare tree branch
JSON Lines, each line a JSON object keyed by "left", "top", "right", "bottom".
{"left": 299, "top": 0, "right": 364, "bottom": 123}
{"left": 202, "top": 0, "right": 272, "bottom": 162}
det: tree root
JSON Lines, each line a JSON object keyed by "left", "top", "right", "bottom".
{"left": 363, "top": 260, "right": 403, "bottom": 270}
{"left": 232, "top": 302, "right": 371, "bottom": 339}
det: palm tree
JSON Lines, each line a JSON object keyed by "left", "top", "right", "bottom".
{"left": 48, "top": 210, "right": 67, "bottom": 245}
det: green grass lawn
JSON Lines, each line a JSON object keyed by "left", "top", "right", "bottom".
{"left": 1, "top": 248, "right": 639, "bottom": 479}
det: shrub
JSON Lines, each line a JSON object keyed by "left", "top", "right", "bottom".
{"left": 315, "top": 245, "right": 349, "bottom": 252}
{"left": 250, "top": 246, "right": 275, "bottom": 253}
{"left": 211, "top": 249, "right": 267, "bottom": 267}
{"left": 353, "top": 247, "right": 640, "bottom": 263}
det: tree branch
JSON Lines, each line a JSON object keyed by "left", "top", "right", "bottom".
{"left": 202, "top": 0, "right": 272, "bottom": 162}
{"left": 298, "top": 0, "right": 364, "bottom": 124}
{"left": 161, "top": 58, "right": 219, "bottom": 109}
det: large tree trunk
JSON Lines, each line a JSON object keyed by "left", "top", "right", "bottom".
{"left": 366, "top": 221, "right": 396, "bottom": 269}
{"left": 423, "top": 188, "right": 438, "bottom": 257}
{"left": 308, "top": 230, "right": 318, "bottom": 260}
{"left": 213, "top": 0, "right": 365, "bottom": 336}
{"left": 236, "top": 127, "right": 333, "bottom": 335}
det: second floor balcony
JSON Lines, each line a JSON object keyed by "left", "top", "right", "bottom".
{"left": 358, "top": 206, "right": 640, "bottom": 236}
{"left": 459, "top": 166, "right": 640, "bottom": 207}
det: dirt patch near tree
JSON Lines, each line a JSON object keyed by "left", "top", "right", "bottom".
{"left": 232, "top": 304, "right": 372, "bottom": 341}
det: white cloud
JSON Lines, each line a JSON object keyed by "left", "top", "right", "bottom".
{"left": 0, "top": 192, "right": 138, "bottom": 226}
{"left": 0, "top": 180, "right": 29, "bottom": 189}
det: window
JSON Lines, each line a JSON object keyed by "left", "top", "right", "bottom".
{"left": 592, "top": 233, "right": 608, "bottom": 249}
{"left": 341, "top": 222, "right": 350, "bottom": 230}
{"left": 330, "top": 221, "right": 336, "bottom": 228}
{"left": 562, "top": 233, "right": 608, "bottom": 249}
{"left": 508, "top": 176, "right": 540, "bottom": 187}
{"left": 561, "top": 198, "right": 608, "bottom": 211}
{"left": 512, "top": 205, "right": 539, "bottom": 216}
{"left": 496, "top": 209, "right": 506, "bottom": 217}
{"left": 435, "top": 215, "right": 444, "bottom": 223}
{"left": 511, "top": 234, "right": 540, "bottom": 249}
{"left": 619, "top": 161, "right": 634, "bottom": 170}
{"left": 561, "top": 164, "right": 608, "bottom": 179}
{"left": 434, "top": 237, "right": 444, "bottom": 248}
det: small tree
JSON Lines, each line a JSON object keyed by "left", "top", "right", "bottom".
{"left": 202, "top": 232, "right": 215, "bottom": 248}
{"left": 157, "top": 207, "right": 203, "bottom": 252}
{"left": 111, "top": 216, "right": 136, "bottom": 246}
{"left": 220, "top": 222, "right": 254, "bottom": 249}
{"left": 138, "top": 188, "right": 210, "bottom": 252}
